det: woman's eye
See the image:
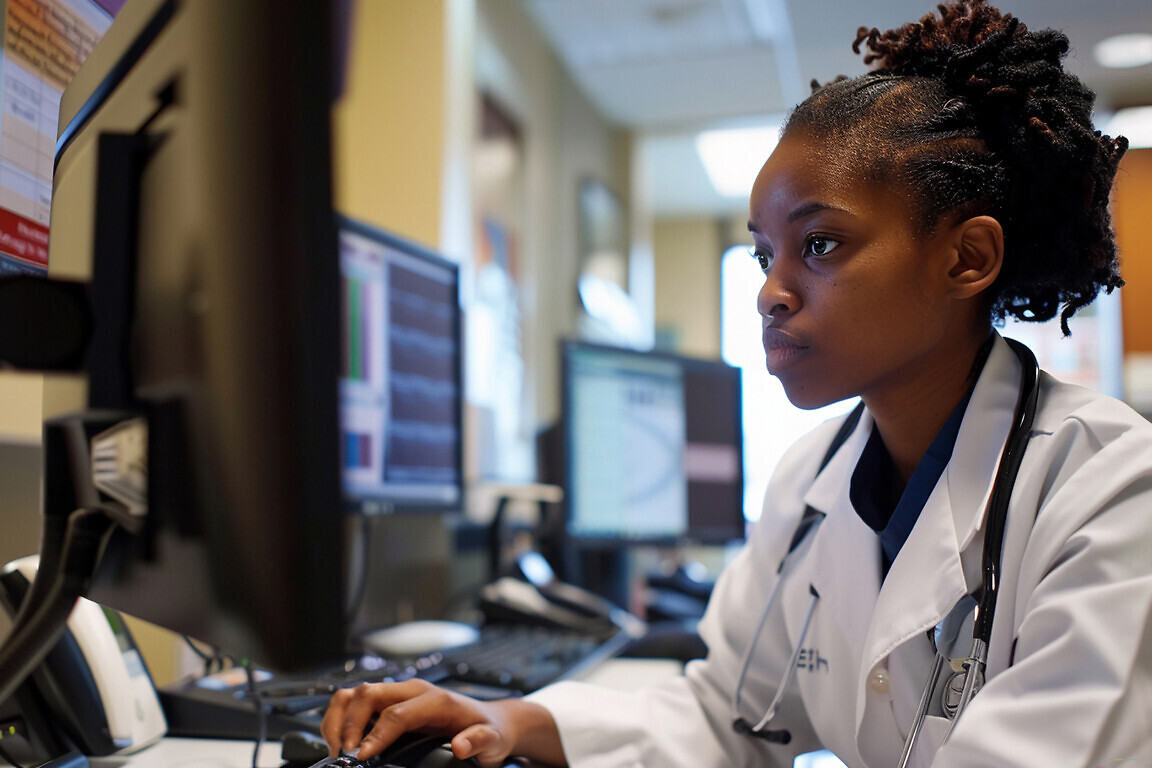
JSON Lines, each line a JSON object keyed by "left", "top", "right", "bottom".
{"left": 751, "top": 249, "right": 773, "bottom": 272}
{"left": 804, "top": 236, "right": 840, "bottom": 258}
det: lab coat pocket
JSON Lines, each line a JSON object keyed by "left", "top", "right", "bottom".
{"left": 906, "top": 715, "right": 951, "bottom": 768}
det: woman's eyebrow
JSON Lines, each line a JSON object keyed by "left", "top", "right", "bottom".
{"left": 787, "top": 201, "right": 847, "bottom": 223}
{"left": 748, "top": 201, "right": 851, "bottom": 234}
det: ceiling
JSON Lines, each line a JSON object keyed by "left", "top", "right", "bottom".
{"left": 521, "top": 0, "right": 1152, "bottom": 216}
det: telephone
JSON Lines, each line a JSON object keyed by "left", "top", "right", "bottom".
{"left": 0, "top": 556, "right": 167, "bottom": 759}
{"left": 477, "top": 552, "right": 646, "bottom": 638}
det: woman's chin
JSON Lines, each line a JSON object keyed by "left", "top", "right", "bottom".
{"left": 776, "top": 378, "right": 848, "bottom": 411}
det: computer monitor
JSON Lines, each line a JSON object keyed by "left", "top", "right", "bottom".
{"left": 38, "top": 0, "right": 346, "bottom": 672}
{"left": 561, "top": 341, "right": 745, "bottom": 546}
{"left": 680, "top": 356, "right": 747, "bottom": 543}
{"left": 338, "top": 217, "right": 463, "bottom": 515}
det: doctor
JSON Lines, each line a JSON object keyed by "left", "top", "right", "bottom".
{"left": 322, "top": 1, "right": 1152, "bottom": 765}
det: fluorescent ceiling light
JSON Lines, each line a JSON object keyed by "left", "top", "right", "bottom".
{"left": 695, "top": 126, "right": 780, "bottom": 198}
{"left": 1094, "top": 33, "right": 1152, "bottom": 69}
{"left": 1105, "top": 106, "right": 1152, "bottom": 150}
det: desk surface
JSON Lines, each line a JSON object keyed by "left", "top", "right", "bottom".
{"left": 91, "top": 738, "right": 283, "bottom": 768}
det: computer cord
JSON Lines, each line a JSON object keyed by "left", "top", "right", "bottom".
{"left": 343, "top": 516, "right": 373, "bottom": 629}
{"left": 242, "top": 658, "right": 268, "bottom": 768}
{"left": 181, "top": 634, "right": 228, "bottom": 676}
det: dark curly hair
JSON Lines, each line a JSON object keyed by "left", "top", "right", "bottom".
{"left": 782, "top": 0, "right": 1128, "bottom": 334}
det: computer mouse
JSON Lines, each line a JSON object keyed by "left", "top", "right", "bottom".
{"left": 408, "top": 743, "right": 482, "bottom": 767}
{"left": 360, "top": 621, "right": 481, "bottom": 657}
{"left": 280, "top": 730, "right": 330, "bottom": 765}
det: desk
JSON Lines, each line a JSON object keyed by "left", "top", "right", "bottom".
{"left": 85, "top": 658, "right": 686, "bottom": 767}
{"left": 90, "top": 738, "right": 283, "bottom": 768}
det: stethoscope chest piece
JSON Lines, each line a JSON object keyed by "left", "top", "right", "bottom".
{"left": 933, "top": 594, "right": 980, "bottom": 720}
{"left": 942, "top": 664, "right": 984, "bottom": 718}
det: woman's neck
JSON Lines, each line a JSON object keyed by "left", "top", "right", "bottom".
{"left": 865, "top": 332, "right": 993, "bottom": 485}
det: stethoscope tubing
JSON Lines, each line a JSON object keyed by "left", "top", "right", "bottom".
{"left": 974, "top": 339, "right": 1040, "bottom": 642}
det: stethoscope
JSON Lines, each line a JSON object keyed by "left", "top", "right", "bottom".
{"left": 731, "top": 339, "right": 1040, "bottom": 765}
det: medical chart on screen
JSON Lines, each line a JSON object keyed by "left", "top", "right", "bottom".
{"left": 570, "top": 357, "right": 689, "bottom": 539}
{"left": 0, "top": 0, "right": 111, "bottom": 276}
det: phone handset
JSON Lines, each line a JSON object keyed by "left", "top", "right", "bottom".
{"left": 478, "top": 573, "right": 646, "bottom": 637}
{"left": 478, "top": 577, "right": 605, "bottom": 633}
{"left": 0, "top": 556, "right": 167, "bottom": 754}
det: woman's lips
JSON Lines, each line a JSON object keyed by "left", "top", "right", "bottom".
{"left": 762, "top": 328, "right": 808, "bottom": 371}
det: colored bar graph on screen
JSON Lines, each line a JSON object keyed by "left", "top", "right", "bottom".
{"left": 345, "top": 276, "right": 363, "bottom": 380}
{"left": 344, "top": 431, "right": 372, "bottom": 469}
{"left": 343, "top": 275, "right": 379, "bottom": 382}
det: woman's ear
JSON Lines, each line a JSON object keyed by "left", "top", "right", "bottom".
{"left": 946, "top": 215, "right": 1004, "bottom": 299}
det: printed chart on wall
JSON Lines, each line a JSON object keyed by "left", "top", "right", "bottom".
{"left": 0, "top": 0, "right": 113, "bottom": 276}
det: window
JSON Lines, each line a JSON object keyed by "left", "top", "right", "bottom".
{"left": 720, "top": 246, "right": 856, "bottom": 522}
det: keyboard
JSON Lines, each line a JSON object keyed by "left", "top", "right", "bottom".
{"left": 438, "top": 623, "right": 625, "bottom": 695}
{"left": 161, "top": 622, "right": 630, "bottom": 739}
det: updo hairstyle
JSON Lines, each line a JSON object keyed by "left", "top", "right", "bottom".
{"left": 784, "top": 0, "right": 1128, "bottom": 334}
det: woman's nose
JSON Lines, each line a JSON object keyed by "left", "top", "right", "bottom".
{"left": 757, "top": 270, "right": 798, "bottom": 319}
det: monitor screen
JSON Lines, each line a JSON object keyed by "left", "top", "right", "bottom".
{"left": 562, "top": 342, "right": 745, "bottom": 545}
{"left": 338, "top": 217, "right": 463, "bottom": 514}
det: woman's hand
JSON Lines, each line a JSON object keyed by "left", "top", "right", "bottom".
{"left": 320, "top": 679, "right": 566, "bottom": 767}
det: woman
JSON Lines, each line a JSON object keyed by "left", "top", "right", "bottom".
{"left": 322, "top": 1, "right": 1152, "bottom": 765}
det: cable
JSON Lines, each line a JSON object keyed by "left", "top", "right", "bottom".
{"left": 0, "top": 508, "right": 117, "bottom": 705}
{"left": 6, "top": 418, "right": 100, "bottom": 647}
{"left": 343, "top": 514, "right": 371, "bottom": 629}
{"left": 242, "top": 659, "right": 267, "bottom": 768}
{"left": 181, "top": 635, "right": 226, "bottom": 676}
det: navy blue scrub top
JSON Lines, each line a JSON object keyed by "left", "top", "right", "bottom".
{"left": 848, "top": 339, "right": 992, "bottom": 575}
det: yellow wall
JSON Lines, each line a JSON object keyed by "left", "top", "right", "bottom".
{"left": 0, "top": 374, "right": 43, "bottom": 441}
{"left": 333, "top": 0, "right": 447, "bottom": 247}
{"left": 653, "top": 217, "right": 725, "bottom": 359}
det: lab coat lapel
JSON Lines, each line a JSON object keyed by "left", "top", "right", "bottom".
{"left": 863, "top": 481, "right": 966, "bottom": 672}
{"left": 785, "top": 413, "right": 879, "bottom": 672}
{"left": 943, "top": 336, "right": 1022, "bottom": 552}
{"left": 862, "top": 336, "right": 1021, "bottom": 674}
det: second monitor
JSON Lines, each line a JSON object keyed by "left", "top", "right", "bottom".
{"left": 561, "top": 341, "right": 745, "bottom": 547}
{"left": 339, "top": 216, "right": 463, "bottom": 516}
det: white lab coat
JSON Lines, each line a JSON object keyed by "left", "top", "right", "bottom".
{"left": 530, "top": 335, "right": 1152, "bottom": 767}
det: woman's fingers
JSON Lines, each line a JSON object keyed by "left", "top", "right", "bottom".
{"left": 321, "top": 680, "right": 491, "bottom": 761}
{"left": 358, "top": 685, "right": 453, "bottom": 759}
{"left": 452, "top": 723, "right": 512, "bottom": 767}
{"left": 320, "top": 680, "right": 437, "bottom": 757}
{"left": 319, "top": 685, "right": 357, "bottom": 756}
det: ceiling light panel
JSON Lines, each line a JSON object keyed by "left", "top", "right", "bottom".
{"left": 1094, "top": 33, "right": 1152, "bottom": 69}
{"left": 523, "top": 0, "right": 769, "bottom": 69}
